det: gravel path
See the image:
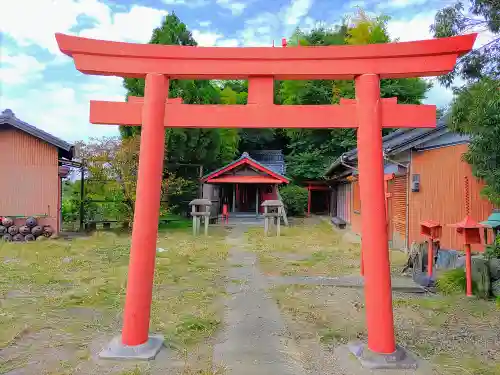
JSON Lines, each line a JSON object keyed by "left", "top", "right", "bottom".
{"left": 213, "top": 228, "right": 308, "bottom": 375}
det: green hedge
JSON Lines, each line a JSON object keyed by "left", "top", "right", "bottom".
{"left": 280, "top": 185, "right": 308, "bottom": 216}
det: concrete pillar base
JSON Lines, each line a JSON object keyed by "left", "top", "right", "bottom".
{"left": 99, "top": 334, "right": 164, "bottom": 360}
{"left": 347, "top": 341, "right": 418, "bottom": 370}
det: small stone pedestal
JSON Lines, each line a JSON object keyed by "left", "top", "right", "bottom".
{"left": 99, "top": 334, "right": 164, "bottom": 360}
{"left": 189, "top": 199, "right": 212, "bottom": 236}
{"left": 262, "top": 200, "right": 284, "bottom": 237}
{"left": 348, "top": 342, "right": 418, "bottom": 370}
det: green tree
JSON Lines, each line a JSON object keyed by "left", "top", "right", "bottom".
{"left": 432, "top": 1, "right": 500, "bottom": 204}
{"left": 280, "top": 10, "right": 432, "bottom": 181}
{"left": 448, "top": 78, "right": 500, "bottom": 205}
{"left": 69, "top": 137, "right": 195, "bottom": 224}
{"left": 121, "top": 13, "right": 239, "bottom": 171}
{"left": 431, "top": 0, "right": 499, "bottom": 87}
{"left": 218, "top": 80, "right": 288, "bottom": 153}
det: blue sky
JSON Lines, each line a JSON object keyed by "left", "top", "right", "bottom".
{"left": 0, "top": 0, "right": 492, "bottom": 143}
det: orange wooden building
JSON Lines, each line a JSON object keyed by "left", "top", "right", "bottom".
{"left": 326, "top": 119, "right": 494, "bottom": 251}
{"left": 0, "top": 109, "right": 74, "bottom": 233}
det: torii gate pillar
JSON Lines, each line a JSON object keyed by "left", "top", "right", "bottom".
{"left": 355, "top": 74, "right": 395, "bottom": 353}
{"left": 100, "top": 74, "right": 168, "bottom": 359}
{"left": 348, "top": 74, "right": 417, "bottom": 368}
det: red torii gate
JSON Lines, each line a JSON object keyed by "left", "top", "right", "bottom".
{"left": 55, "top": 32, "right": 475, "bottom": 366}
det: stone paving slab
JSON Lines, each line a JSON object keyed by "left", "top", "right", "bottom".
{"left": 267, "top": 275, "right": 427, "bottom": 293}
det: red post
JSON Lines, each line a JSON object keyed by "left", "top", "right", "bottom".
{"left": 465, "top": 244, "right": 473, "bottom": 297}
{"left": 355, "top": 74, "right": 396, "bottom": 354}
{"left": 427, "top": 239, "right": 434, "bottom": 277}
{"left": 307, "top": 184, "right": 311, "bottom": 217}
{"left": 121, "top": 74, "right": 169, "bottom": 346}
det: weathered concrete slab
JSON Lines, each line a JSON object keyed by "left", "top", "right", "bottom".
{"left": 331, "top": 345, "right": 432, "bottom": 375}
{"left": 267, "top": 275, "right": 426, "bottom": 293}
{"left": 214, "top": 231, "right": 307, "bottom": 375}
{"left": 348, "top": 342, "right": 418, "bottom": 370}
{"left": 99, "top": 334, "right": 164, "bottom": 360}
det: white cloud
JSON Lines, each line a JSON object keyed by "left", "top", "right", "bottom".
{"left": 471, "top": 28, "right": 496, "bottom": 49}
{"left": 387, "top": 9, "right": 496, "bottom": 47}
{"left": 283, "top": 0, "right": 314, "bottom": 26}
{"left": 344, "top": 0, "right": 366, "bottom": 9}
{"left": 0, "top": 50, "right": 46, "bottom": 85}
{"left": 423, "top": 79, "right": 454, "bottom": 108}
{"left": 78, "top": 5, "right": 167, "bottom": 43}
{"left": 1, "top": 0, "right": 107, "bottom": 55}
{"left": 216, "top": 39, "right": 239, "bottom": 47}
{"left": 0, "top": 78, "right": 123, "bottom": 142}
{"left": 377, "top": 0, "right": 429, "bottom": 10}
{"left": 216, "top": 0, "right": 247, "bottom": 16}
{"left": 238, "top": 0, "right": 316, "bottom": 47}
{"left": 162, "top": 0, "right": 209, "bottom": 7}
{"left": 387, "top": 11, "right": 495, "bottom": 109}
{"left": 0, "top": 0, "right": 166, "bottom": 55}
{"left": 198, "top": 20, "right": 212, "bottom": 27}
{"left": 192, "top": 29, "right": 240, "bottom": 47}
{"left": 386, "top": 12, "right": 435, "bottom": 42}
{"left": 239, "top": 12, "right": 279, "bottom": 46}
{"left": 192, "top": 30, "right": 224, "bottom": 46}
{"left": 0, "top": 0, "right": 167, "bottom": 143}
{"left": 301, "top": 16, "right": 318, "bottom": 33}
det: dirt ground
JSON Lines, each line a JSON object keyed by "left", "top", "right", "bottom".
{"left": 0, "top": 229, "right": 229, "bottom": 375}
{"left": 247, "top": 221, "right": 500, "bottom": 375}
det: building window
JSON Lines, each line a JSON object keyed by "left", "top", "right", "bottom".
{"left": 353, "top": 180, "right": 361, "bottom": 213}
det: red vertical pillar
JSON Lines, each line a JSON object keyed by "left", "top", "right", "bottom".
{"left": 236, "top": 184, "right": 239, "bottom": 211}
{"left": 355, "top": 74, "right": 396, "bottom": 354}
{"left": 428, "top": 240, "right": 434, "bottom": 277}
{"left": 307, "top": 185, "right": 311, "bottom": 217}
{"left": 122, "top": 73, "right": 169, "bottom": 346}
{"left": 465, "top": 244, "right": 473, "bottom": 296}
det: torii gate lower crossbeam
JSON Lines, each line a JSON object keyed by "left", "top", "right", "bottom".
{"left": 55, "top": 32, "right": 475, "bottom": 367}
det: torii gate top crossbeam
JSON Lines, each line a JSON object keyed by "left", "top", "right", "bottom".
{"left": 55, "top": 33, "right": 476, "bottom": 80}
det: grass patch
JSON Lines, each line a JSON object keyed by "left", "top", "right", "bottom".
{"left": 246, "top": 222, "right": 359, "bottom": 276}
{"left": 0, "top": 228, "right": 229, "bottom": 373}
{"left": 246, "top": 222, "right": 408, "bottom": 277}
{"left": 167, "top": 315, "right": 220, "bottom": 347}
{"left": 120, "top": 368, "right": 149, "bottom": 375}
{"left": 158, "top": 215, "right": 192, "bottom": 230}
{"left": 436, "top": 268, "right": 467, "bottom": 295}
{"left": 259, "top": 221, "right": 500, "bottom": 375}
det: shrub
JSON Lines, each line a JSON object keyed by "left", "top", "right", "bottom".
{"left": 436, "top": 268, "right": 466, "bottom": 295}
{"left": 484, "top": 236, "right": 500, "bottom": 260}
{"left": 279, "top": 185, "right": 308, "bottom": 216}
